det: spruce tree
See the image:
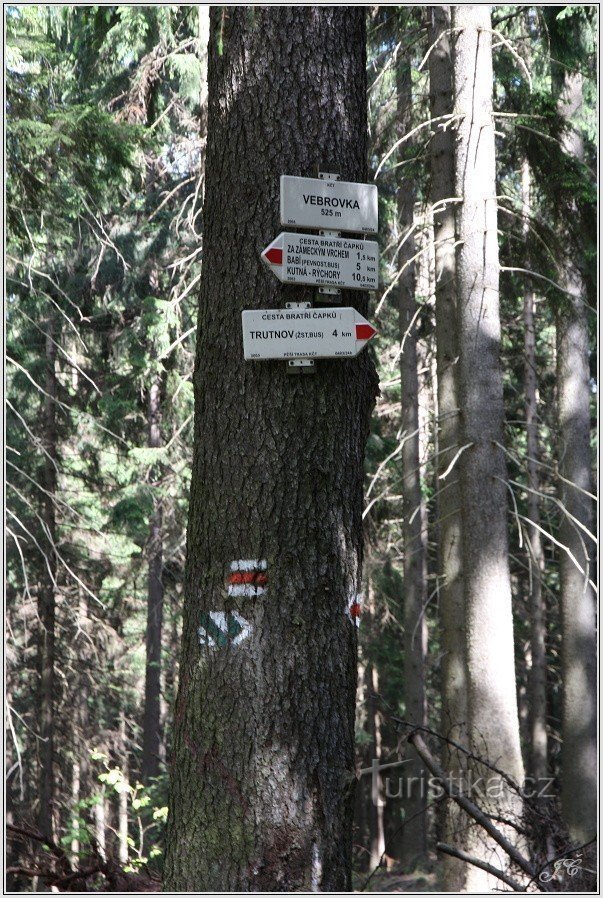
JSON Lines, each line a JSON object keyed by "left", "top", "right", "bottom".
{"left": 165, "top": 7, "right": 377, "bottom": 889}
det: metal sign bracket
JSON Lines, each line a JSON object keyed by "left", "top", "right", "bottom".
{"left": 317, "top": 173, "right": 343, "bottom": 302}
{"left": 285, "top": 302, "right": 316, "bottom": 375}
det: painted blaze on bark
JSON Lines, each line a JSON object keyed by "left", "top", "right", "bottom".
{"left": 164, "top": 8, "right": 378, "bottom": 891}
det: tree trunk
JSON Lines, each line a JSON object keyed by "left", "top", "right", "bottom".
{"left": 365, "top": 574, "right": 385, "bottom": 872}
{"left": 164, "top": 8, "right": 377, "bottom": 891}
{"left": 548, "top": 29, "right": 597, "bottom": 846}
{"left": 556, "top": 274, "right": 597, "bottom": 844}
{"left": 396, "top": 56, "right": 427, "bottom": 868}
{"left": 77, "top": 592, "right": 91, "bottom": 829}
{"left": 428, "top": 7, "right": 467, "bottom": 890}
{"left": 142, "top": 375, "right": 164, "bottom": 783}
{"left": 95, "top": 785, "right": 107, "bottom": 862}
{"left": 198, "top": 5, "right": 210, "bottom": 142}
{"left": 353, "top": 653, "right": 369, "bottom": 871}
{"left": 118, "top": 711, "right": 129, "bottom": 865}
{"left": 38, "top": 314, "right": 57, "bottom": 842}
{"left": 366, "top": 660, "right": 385, "bottom": 872}
{"left": 452, "top": 6, "right": 525, "bottom": 888}
{"left": 521, "top": 158, "right": 548, "bottom": 784}
{"left": 70, "top": 757, "right": 80, "bottom": 861}
{"left": 163, "top": 602, "right": 180, "bottom": 765}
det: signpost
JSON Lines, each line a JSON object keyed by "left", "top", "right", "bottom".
{"left": 280, "top": 175, "right": 378, "bottom": 234}
{"left": 241, "top": 306, "right": 377, "bottom": 361}
{"left": 261, "top": 232, "right": 379, "bottom": 291}
{"left": 241, "top": 173, "right": 378, "bottom": 371}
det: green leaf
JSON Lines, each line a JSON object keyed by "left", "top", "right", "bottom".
{"left": 152, "top": 805, "right": 168, "bottom": 821}
{"left": 90, "top": 750, "right": 108, "bottom": 761}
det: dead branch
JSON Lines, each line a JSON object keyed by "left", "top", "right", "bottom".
{"left": 391, "top": 716, "right": 522, "bottom": 797}
{"left": 7, "top": 821, "right": 70, "bottom": 867}
{"left": 437, "top": 841, "right": 525, "bottom": 892}
{"left": 407, "top": 731, "right": 542, "bottom": 886}
{"left": 6, "top": 821, "right": 160, "bottom": 892}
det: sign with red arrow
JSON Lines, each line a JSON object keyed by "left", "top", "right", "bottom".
{"left": 261, "top": 232, "right": 379, "bottom": 291}
{"left": 241, "top": 307, "right": 377, "bottom": 361}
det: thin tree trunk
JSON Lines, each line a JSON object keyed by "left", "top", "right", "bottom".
{"left": 95, "top": 786, "right": 106, "bottom": 862}
{"left": 452, "top": 6, "right": 525, "bottom": 889}
{"left": 428, "top": 7, "right": 467, "bottom": 889}
{"left": 365, "top": 574, "right": 385, "bottom": 872}
{"left": 164, "top": 8, "right": 377, "bottom": 891}
{"left": 142, "top": 375, "right": 164, "bottom": 783}
{"left": 38, "top": 314, "right": 57, "bottom": 842}
{"left": 397, "top": 55, "right": 427, "bottom": 868}
{"left": 556, "top": 269, "right": 597, "bottom": 844}
{"left": 118, "top": 711, "right": 129, "bottom": 865}
{"left": 70, "top": 757, "right": 80, "bottom": 861}
{"left": 367, "top": 660, "right": 385, "bottom": 872}
{"left": 354, "top": 652, "right": 370, "bottom": 871}
{"left": 198, "top": 5, "right": 210, "bottom": 142}
{"left": 548, "top": 30, "right": 597, "bottom": 846}
{"left": 162, "top": 604, "right": 180, "bottom": 766}
{"left": 521, "top": 158, "right": 548, "bottom": 784}
{"left": 77, "top": 592, "right": 91, "bottom": 832}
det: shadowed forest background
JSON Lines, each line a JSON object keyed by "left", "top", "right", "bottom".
{"left": 5, "top": 5, "right": 597, "bottom": 893}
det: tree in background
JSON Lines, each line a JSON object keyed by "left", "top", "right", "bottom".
{"left": 544, "top": 6, "right": 597, "bottom": 846}
{"left": 397, "top": 42, "right": 428, "bottom": 869}
{"left": 452, "top": 5, "right": 525, "bottom": 887}
{"left": 428, "top": 5, "right": 466, "bottom": 890}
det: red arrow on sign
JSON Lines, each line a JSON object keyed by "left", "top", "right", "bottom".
{"left": 355, "top": 323, "right": 376, "bottom": 341}
{"left": 264, "top": 247, "right": 283, "bottom": 265}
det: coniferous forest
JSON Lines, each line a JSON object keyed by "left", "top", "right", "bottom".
{"left": 5, "top": 5, "right": 598, "bottom": 893}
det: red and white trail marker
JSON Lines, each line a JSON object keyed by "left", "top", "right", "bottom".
{"left": 241, "top": 306, "right": 377, "bottom": 361}
{"left": 261, "top": 232, "right": 379, "bottom": 291}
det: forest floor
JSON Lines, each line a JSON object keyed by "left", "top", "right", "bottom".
{"left": 364, "top": 872, "right": 437, "bottom": 892}
{"left": 353, "top": 862, "right": 437, "bottom": 892}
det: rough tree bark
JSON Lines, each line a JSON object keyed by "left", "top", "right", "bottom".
{"left": 452, "top": 6, "right": 525, "bottom": 889}
{"left": 38, "top": 314, "right": 57, "bottom": 842}
{"left": 396, "top": 56, "right": 427, "bottom": 867}
{"left": 428, "top": 6, "right": 467, "bottom": 890}
{"left": 520, "top": 158, "right": 548, "bottom": 784}
{"left": 164, "top": 8, "right": 378, "bottom": 890}
{"left": 142, "top": 374, "right": 164, "bottom": 783}
{"left": 548, "top": 40, "right": 597, "bottom": 843}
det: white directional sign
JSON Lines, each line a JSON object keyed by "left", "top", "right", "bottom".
{"left": 242, "top": 307, "right": 377, "bottom": 361}
{"left": 261, "top": 232, "right": 379, "bottom": 291}
{"left": 280, "top": 175, "right": 378, "bottom": 234}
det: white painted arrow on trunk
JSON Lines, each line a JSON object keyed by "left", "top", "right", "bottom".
{"left": 198, "top": 611, "right": 252, "bottom": 648}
